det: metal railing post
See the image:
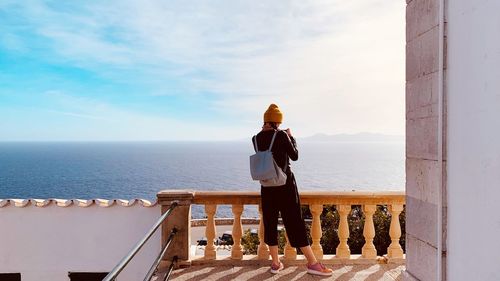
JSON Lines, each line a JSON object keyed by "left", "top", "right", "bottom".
{"left": 143, "top": 228, "right": 177, "bottom": 281}
{"left": 164, "top": 256, "right": 178, "bottom": 281}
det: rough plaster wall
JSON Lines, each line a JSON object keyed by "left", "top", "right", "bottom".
{"left": 0, "top": 205, "right": 161, "bottom": 281}
{"left": 447, "top": 0, "right": 500, "bottom": 280}
{"left": 405, "top": 0, "right": 443, "bottom": 280}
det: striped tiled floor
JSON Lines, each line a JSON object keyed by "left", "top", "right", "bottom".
{"left": 170, "top": 264, "right": 405, "bottom": 281}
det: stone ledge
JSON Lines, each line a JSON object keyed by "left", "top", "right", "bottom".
{"left": 188, "top": 254, "right": 405, "bottom": 267}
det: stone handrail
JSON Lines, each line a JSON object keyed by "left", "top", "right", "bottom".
{"left": 157, "top": 190, "right": 405, "bottom": 266}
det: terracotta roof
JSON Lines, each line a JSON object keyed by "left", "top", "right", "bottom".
{"left": 0, "top": 198, "right": 157, "bottom": 208}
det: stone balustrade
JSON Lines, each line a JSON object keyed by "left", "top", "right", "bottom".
{"left": 157, "top": 190, "right": 405, "bottom": 267}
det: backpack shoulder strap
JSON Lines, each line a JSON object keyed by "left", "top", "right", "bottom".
{"left": 268, "top": 131, "right": 278, "bottom": 151}
{"left": 252, "top": 135, "right": 258, "bottom": 152}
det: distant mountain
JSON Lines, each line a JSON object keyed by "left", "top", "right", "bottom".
{"left": 300, "top": 132, "right": 404, "bottom": 143}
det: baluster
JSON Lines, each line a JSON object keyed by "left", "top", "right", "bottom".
{"left": 387, "top": 204, "right": 404, "bottom": 259}
{"left": 310, "top": 204, "right": 324, "bottom": 260}
{"left": 231, "top": 204, "right": 244, "bottom": 260}
{"left": 284, "top": 231, "right": 297, "bottom": 260}
{"left": 362, "top": 205, "right": 377, "bottom": 259}
{"left": 257, "top": 204, "right": 269, "bottom": 259}
{"left": 204, "top": 204, "right": 217, "bottom": 260}
{"left": 336, "top": 205, "right": 351, "bottom": 258}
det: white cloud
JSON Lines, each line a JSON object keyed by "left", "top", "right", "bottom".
{"left": 36, "top": 91, "right": 246, "bottom": 141}
{"left": 5, "top": 0, "right": 405, "bottom": 139}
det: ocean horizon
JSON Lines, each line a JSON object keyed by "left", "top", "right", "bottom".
{"left": 0, "top": 141, "right": 404, "bottom": 217}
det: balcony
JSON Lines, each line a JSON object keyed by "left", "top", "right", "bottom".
{"left": 157, "top": 190, "right": 406, "bottom": 280}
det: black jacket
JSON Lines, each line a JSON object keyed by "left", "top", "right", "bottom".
{"left": 252, "top": 130, "right": 298, "bottom": 175}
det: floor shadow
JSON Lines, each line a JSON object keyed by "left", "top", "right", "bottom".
{"left": 170, "top": 266, "right": 218, "bottom": 281}
{"left": 334, "top": 264, "right": 373, "bottom": 281}
{"left": 274, "top": 266, "right": 308, "bottom": 281}
{"left": 171, "top": 264, "right": 405, "bottom": 281}
{"left": 363, "top": 268, "right": 391, "bottom": 281}
{"left": 364, "top": 265, "right": 404, "bottom": 281}
{"left": 214, "top": 266, "right": 269, "bottom": 281}
{"left": 275, "top": 265, "right": 337, "bottom": 281}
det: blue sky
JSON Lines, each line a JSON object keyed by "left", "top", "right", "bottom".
{"left": 0, "top": 0, "right": 405, "bottom": 141}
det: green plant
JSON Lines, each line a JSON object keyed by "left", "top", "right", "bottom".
{"left": 241, "top": 229, "right": 259, "bottom": 255}
{"left": 240, "top": 228, "right": 287, "bottom": 254}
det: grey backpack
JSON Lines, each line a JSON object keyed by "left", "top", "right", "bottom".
{"left": 250, "top": 131, "right": 287, "bottom": 186}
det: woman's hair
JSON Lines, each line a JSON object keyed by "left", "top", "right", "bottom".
{"left": 265, "top": 122, "right": 279, "bottom": 129}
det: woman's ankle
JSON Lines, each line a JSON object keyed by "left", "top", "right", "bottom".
{"left": 307, "top": 259, "right": 318, "bottom": 266}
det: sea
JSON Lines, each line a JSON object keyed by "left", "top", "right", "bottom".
{"left": 0, "top": 141, "right": 404, "bottom": 218}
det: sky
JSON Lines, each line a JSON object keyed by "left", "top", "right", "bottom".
{"left": 0, "top": 0, "right": 405, "bottom": 141}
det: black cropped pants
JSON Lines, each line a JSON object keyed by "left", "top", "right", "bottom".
{"left": 260, "top": 173, "right": 309, "bottom": 248}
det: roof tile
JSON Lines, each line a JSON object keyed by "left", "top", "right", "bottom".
{"left": 0, "top": 199, "right": 158, "bottom": 208}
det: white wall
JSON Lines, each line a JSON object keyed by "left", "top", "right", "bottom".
{"left": 0, "top": 202, "right": 161, "bottom": 281}
{"left": 447, "top": 0, "right": 500, "bottom": 280}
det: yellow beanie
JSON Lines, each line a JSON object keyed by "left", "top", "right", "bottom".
{"left": 263, "top": 104, "right": 283, "bottom": 123}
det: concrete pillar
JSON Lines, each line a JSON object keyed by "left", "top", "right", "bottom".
{"left": 157, "top": 190, "right": 194, "bottom": 266}
{"left": 405, "top": 0, "right": 446, "bottom": 280}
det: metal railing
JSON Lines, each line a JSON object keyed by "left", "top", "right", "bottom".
{"left": 143, "top": 228, "right": 177, "bottom": 281}
{"left": 103, "top": 201, "right": 179, "bottom": 281}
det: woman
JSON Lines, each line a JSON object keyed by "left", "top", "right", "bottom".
{"left": 253, "top": 104, "right": 333, "bottom": 276}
